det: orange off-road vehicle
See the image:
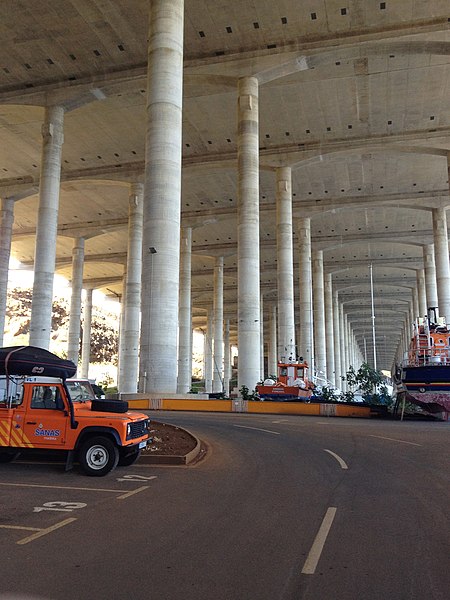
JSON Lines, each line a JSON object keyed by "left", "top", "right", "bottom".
{"left": 0, "top": 346, "right": 150, "bottom": 476}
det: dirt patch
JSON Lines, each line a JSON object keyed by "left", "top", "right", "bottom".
{"left": 143, "top": 420, "right": 197, "bottom": 456}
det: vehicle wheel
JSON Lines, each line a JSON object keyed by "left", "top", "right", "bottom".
{"left": 78, "top": 436, "right": 119, "bottom": 476}
{"left": 118, "top": 449, "right": 141, "bottom": 467}
{"left": 0, "top": 451, "right": 20, "bottom": 463}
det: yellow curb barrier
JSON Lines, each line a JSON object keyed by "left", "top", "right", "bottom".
{"left": 126, "top": 397, "right": 371, "bottom": 418}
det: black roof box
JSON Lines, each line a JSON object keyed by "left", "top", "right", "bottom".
{"left": 0, "top": 346, "right": 77, "bottom": 379}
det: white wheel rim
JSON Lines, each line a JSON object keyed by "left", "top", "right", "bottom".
{"left": 86, "top": 445, "right": 109, "bottom": 470}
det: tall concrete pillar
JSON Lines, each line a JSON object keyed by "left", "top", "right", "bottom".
{"left": 204, "top": 311, "right": 213, "bottom": 394}
{"left": 345, "top": 315, "right": 350, "bottom": 372}
{"left": 333, "top": 290, "right": 341, "bottom": 390}
{"left": 412, "top": 288, "right": 419, "bottom": 323}
{"left": 423, "top": 244, "right": 438, "bottom": 313}
{"left": 260, "top": 293, "right": 265, "bottom": 379}
{"left": 0, "top": 197, "right": 14, "bottom": 344}
{"left": 297, "top": 217, "right": 313, "bottom": 367}
{"left": 29, "top": 105, "right": 64, "bottom": 349}
{"left": 268, "top": 305, "right": 277, "bottom": 377}
{"left": 324, "top": 273, "right": 335, "bottom": 386}
{"left": 432, "top": 207, "right": 450, "bottom": 324}
{"left": 312, "top": 250, "right": 326, "bottom": 382}
{"left": 237, "top": 76, "right": 260, "bottom": 392}
{"left": 224, "top": 319, "right": 230, "bottom": 397}
{"left": 416, "top": 269, "right": 427, "bottom": 317}
{"left": 120, "top": 184, "right": 144, "bottom": 393}
{"left": 67, "top": 237, "right": 85, "bottom": 365}
{"left": 177, "top": 227, "right": 193, "bottom": 394}
{"left": 213, "top": 256, "right": 224, "bottom": 393}
{"left": 339, "top": 304, "right": 347, "bottom": 391}
{"left": 118, "top": 277, "right": 126, "bottom": 386}
{"left": 139, "top": 0, "right": 184, "bottom": 393}
{"left": 81, "top": 288, "right": 93, "bottom": 378}
{"left": 276, "top": 166, "right": 296, "bottom": 361}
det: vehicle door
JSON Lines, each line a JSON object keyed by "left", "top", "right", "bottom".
{"left": 21, "top": 385, "right": 68, "bottom": 447}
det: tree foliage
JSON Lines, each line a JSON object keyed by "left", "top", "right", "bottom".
{"left": 5, "top": 287, "right": 118, "bottom": 366}
{"left": 342, "top": 362, "right": 391, "bottom": 405}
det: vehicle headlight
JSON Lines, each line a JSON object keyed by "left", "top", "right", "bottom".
{"left": 127, "top": 423, "right": 131, "bottom": 437}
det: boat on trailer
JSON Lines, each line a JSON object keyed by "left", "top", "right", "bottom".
{"left": 396, "top": 308, "right": 450, "bottom": 418}
{"left": 257, "top": 359, "right": 314, "bottom": 401}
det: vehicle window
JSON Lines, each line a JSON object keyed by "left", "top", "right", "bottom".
{"left": 0, "top": 377, "right": 24, "bottom": 406}
{"left": 66, "top": 381, "right": 94, "bottom": 402}
{"left": 31, "top": 386, "right": 61, "bottom": 410}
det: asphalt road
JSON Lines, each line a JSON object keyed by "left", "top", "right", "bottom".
{"left": 0, "top": 412, "right": 448, "bottom": 600}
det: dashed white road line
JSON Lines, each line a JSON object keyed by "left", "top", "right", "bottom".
{"left": 233, "top": 424, "right": 280, "bottom": 435}
{"left": 369, "top": 435, "right": 422, "bottom": 447}
{"left": 323, "top": 449, "right": 348, "bottom": 470}
{"left": 302, "top": 507, "right": 337, "bottom": 575}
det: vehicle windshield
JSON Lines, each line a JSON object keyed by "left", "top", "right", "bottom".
{"left": 66, "top": 380, "right": 95, "bottom": 402}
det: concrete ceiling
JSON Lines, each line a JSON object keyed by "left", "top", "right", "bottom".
{"left": 2, "top": 0, "right": 450, "bottom": 370}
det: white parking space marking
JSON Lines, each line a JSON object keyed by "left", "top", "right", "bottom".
{"left": 0, "top": 482, "right": 139, "bottom": 494}
{"left": 117, "top": 485, "right": 149, "bottom": 500}
{"left": 16, "top": 518, "right": 77, "bottom": 545}
{"left": 302, "top": 507, "right": 337, "bottom": 575}
{"left": 271, "top": 419, "right": 290, "bottom": 423}
{"left": 33, "top": 501, "right": 87, "bottom": 513}
{"left": 0, "top": 525, "right": 41, "bottom": 532}
{"left": 233, "top": 425, "right": 280, "bottom": 435}
{"left": 369, "top": 435, "right": 422, "bottom": 447}
{"left": 116, "top": 474, "right": 157, "bottom": 482}
{"left": 323, "top": 449, "right": 348, "bottom": 470}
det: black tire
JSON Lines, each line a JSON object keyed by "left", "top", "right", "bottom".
{"left": 0, "top": 451, "right": 20, "bottom": 463}
{"left": 91, "top": 399, "right": 129, "bottom": 414}
{"left": 118, "top": 449, "right": 141, "bottom": 467}
{"left": 78, "top": 436, "right": 119, "bottom": 476}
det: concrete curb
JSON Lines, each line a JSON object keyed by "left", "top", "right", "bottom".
{"left": 138, "top": 425, "right": 202, "bottom": 466}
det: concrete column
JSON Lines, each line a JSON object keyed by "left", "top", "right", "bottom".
{"left": 213, "top": 256, "right": 224, "bottom": 393}
{"left": 67, "top": 237, "right": 85, "bottom": 365}
{"left": 412, "top": 288, "right": 419, "bottom": 323}
{"left": 417, "top": 268, "right": 427, "bottom": 317}
{"left": 345, "top": 315, "right": 350, "bottom": 372}
{"left": 81, "top": 288, "right": 93, "bottom": 378}
{"left": 118, "top": 277, "right": 126, "bottom": 386}
{"left": 297, "top": 217, "right": 313, "bottom": 367}
{"left": 276, "top": 166, "right": 296, "bottom": 361}
{"left": 312, "top": 250, "right": 326, "bottom": 382}
{"left": 324, "top": 273, "right": 335, "bottom": 386}
{"left": 29, "top": 105, "right": 64, "bottom": 349}
{"left": 339, "top": 304, "right": 347, "bottom": 391}
{"left": 423, "top": 244, "right": 438, "bottom": 313}
{"left": 224, "top": 319, "right": 230, "bottom": 397}
{"left": 120, "top": 184, "right": 144, "bottom": 393}
{"left": 0, "top": 197, "right": 14, "bottom": 344}
{"left": 204, "top": 311, "right": 213, "bottom": 394}
{"left": 177, "top": 227, "right": 193, "bottom": 393}
{"left": 139, "top": 0, "right": 184, "bottom": 393}
{"left": 333, "top": 290, "right": 341, "bottom": 390}
{"left": 237, "top": 76, "right": 260, "bottom": 392}
{"left": 432, "top": 207, "right": 450, "bottom": 324}
{"left": 260, "top": 293, "right": 265, "bottom": 379}
{"left": 268, "top": 305, "right": 277, "bottom": 377}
